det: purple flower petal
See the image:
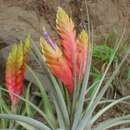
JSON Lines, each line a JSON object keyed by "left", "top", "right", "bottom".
{"left": 43, "top": 31, "right": 57, "bottom": 50}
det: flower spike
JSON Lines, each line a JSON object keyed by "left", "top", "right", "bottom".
{"left": 5, "top": 36, "right": 30, "bottom": 107}
{"left": 5, "top": 43, "right": 24, "bottom": 107}
{"left": 40, "top": 35, "right": 74, "bottom": 94}
{"left": 76, "top": 30, "right": 88, "bottom": 79}
{"left": 40, "top": 8, "right": 88, "bottom": 94}
{"left": 56, "top": 7, "right": 76, "bottom": 70}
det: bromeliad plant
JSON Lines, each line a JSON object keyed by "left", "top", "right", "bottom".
{"left": 0, "top": 35, "right": 32, "bottom": 129}
{"left": 5, "top": 35, "right": 30, "bottom": 110}
{"left": 0, "top": 7, "right": 130, "bottom": 130}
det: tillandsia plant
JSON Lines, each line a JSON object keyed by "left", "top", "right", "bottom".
{"left": 0, "top": 6, "right": 130, "bottom": 130}
{"left": 0, "top": 35, "right": 31, "bottom": 129}
{"left": 5, "top": 34, "right": 30, "bottom": 110}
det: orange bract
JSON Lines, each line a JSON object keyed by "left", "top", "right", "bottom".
{"left": 5, "top": 35, "right": 30, "bottom": 106}
{"left": 40, "top": 37, "right": 74, "bottom": 94}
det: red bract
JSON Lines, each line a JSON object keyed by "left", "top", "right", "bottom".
{"left": 56, "top": 7, "right": 76, "bottom": 71}
{"left": 5, "top": 35, "right": 30, "bottom": 106}
{"left": 40, "top": 7, "right": 88, "bottom": 94}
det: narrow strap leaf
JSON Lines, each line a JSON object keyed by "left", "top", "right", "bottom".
{"left": 0, "top": 114, "right": 51, "bottom": 130}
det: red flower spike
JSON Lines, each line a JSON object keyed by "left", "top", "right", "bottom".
{"left": 5, "top": 36, "right": 30, "bottom": 106}
{"left": 40, "top": 36, "right": 74, "bottom": 94}
{"left": 56, "top": 7, "right": 76, "bottom": 70}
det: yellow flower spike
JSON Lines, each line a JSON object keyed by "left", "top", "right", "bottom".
{"left": 56, "top": 7, "right": 76, "bottom": 71}
{"left": 56, "top": 7, "right": 74, "bottom": 29}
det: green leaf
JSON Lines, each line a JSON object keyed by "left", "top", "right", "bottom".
{"left": 0, "top": 114, "right": 51, "bottom": 130}
{"left": 72, "top": 30, "right": 93, "bottom": 130}
{"left": 53, "top": 96, "right": 65, "bottom": 130}
{"left": 26, "top": 65, "right": 56, "bottom": 128}
{"left": 79, "top": 48, "right": 130, "bottom": 130}
{"left": 49, "top": 74, "right": 70, "bottom": 128}
{"left": 25, "top": 82, "right": 34, "bottom": 116}
{"left": 91, "top": 96, "right": 130, "bottom": 124}
{"left": 87, "top": 80, "right": 100, "bottom": 98}
{"left": 0, "top": 86, "right": 53, "bottom": 129}
{"left": 76, "top": 28, "right": 127, "bottom": 130}
{"left": 94, "top": 115, "right": 130, "bottom": 130}
{"left": 116, "top": 128, "right": 130, "bottom": 130}
{"left": 17, "top": 121, "right": 36, "bottom": 130}
{"left": 93, "top": 43, "right": 116, "bottom": 63}
{"left": 0, "top": 128, "right": 20, "bottom": 130}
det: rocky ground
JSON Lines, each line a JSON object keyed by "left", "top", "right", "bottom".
{"left": 0, "top": 0, "right": 129, "bottom": 44}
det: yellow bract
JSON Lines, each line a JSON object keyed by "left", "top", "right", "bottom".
{"left": 40, "top": 37, "right": 62, "bottom": 61}
{"left": 78, "top": 30, "right": 88, "bottom": 46}
{"left": 56, "top": 7, "right": 74, "bottom": 30}
{"left": 7, "top": 43, "right": 24, "bottom": 70}
{"left": 24, "top": 34, "right": 30, "bottom": 56}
